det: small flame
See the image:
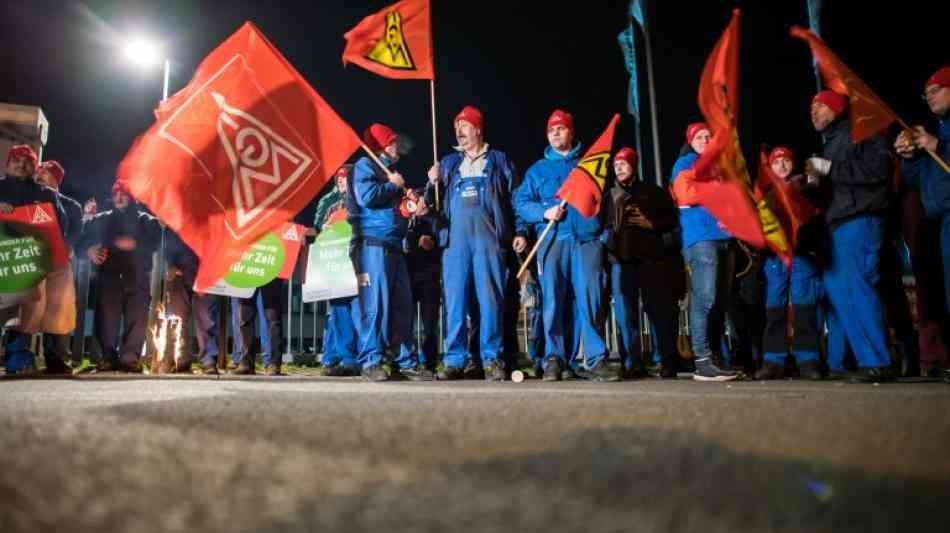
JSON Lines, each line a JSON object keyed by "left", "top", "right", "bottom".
{"left": 151, "top": 302, "right": 185, "bottom": 372}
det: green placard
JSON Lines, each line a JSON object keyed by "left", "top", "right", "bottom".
{"left": 222, "top": 233, "right": 285, "bottom": 289}
{"left": 0, "top": 222, "right": 51, "bottom": 293}
{"left": 302, "top": 221, "right": 357, "bottom": 302}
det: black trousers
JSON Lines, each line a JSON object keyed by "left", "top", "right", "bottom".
{"left": 94, "top": 268, "right": 151, "bottom": 362}
{"left": 237, "top": 280, "right": 283, "bottom": 367}
{"left": 166, "top": 276, "right": 221, "bottom": 366}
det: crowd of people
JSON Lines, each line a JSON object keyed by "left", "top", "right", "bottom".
{"left": 1, "top": 65, "right": 948, "bottom": 385}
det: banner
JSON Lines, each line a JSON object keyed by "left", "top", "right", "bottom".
{"left": 197, "top": 222, "right": 305, "bottom": 298}
{"left": 0, "top": 203, "right": 68, "bottom": 309}
{"left": 302, "top": 220, "right": 357, "bottom": 302}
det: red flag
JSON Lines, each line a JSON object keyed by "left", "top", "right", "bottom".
{"left": 0, "top": 203, "right": 69, "bottom": 269}
{"left": 117, "top": 22, "right": 362, "bottom": 290}
{"left": 754, "top": 149, "right": 819, "bottom": 255}
{"left": 555, "top": 114, "right": 620, "bottom": 218}
{"left": 343, "top": 0, "right": 434, "bottom": 80}
{"left": 791, "top": 26, "right": 897, "bottom": 143}
{"left": 684, "top": 9, "right": 766, "bottom": 248}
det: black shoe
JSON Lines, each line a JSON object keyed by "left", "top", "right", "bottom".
{"left": 200, "top": 362, "right": 219, "bottom": 375}
{"left": 463, "top": 359, "right": 485, "bottom": 380}
{"left": 486, "top": 361, "right": 506, "bottom": 381}
{"left": 265, "top": 364, "right": 282, "bottom": 376}
{"left": 799, "top": 361, "right": 823, "bottom": 381}
{"left": 622, "top": 364, "right": 648, "bottom": 380}
{"left": 543, "top": 357, "right": 562, "bottom": 382}
{"left": 561, "top": 366, "right": 580, "bottom": 380}
{"left": 397, "top": 365, "right": 435, "bottom": 381}
{"left": 589, "top": 360, "right": 621, "bottom": 382}
{"left": 827, "top": 368, "right": 852, "bottom": 381}
{"left": 754, "top": 362, "right": 784, "bottom": 380}
{"left": 437, "top": 366, "right": 465, "bottom": 380}
{"left": 321, "top": 363, "right": 358, "bottom": 377}
{"left": 119, "top": 358, "right": 143, "bottom": 373}
{"left": 95, "top": 358, "right": 118, "bottom": 372}
{"left": 693, "top": 358, "right": 738, "bottom": 382}
{"left": 44, "top": 357, "right": 70, "bottom": 375}
{"left": 657, "top": 357, "right": 678, "bottom": 378}
{"left": 361, "top": 365, "right": 389, "bottom": 382}
{"left": 849, "top": 367, "right": 895, "bottom": 384}
{"left": 175, "top": 357, "right": 195, "bottom": 373}
{"left": 231, "top": 364, "right": 255, "bottom": 375}
{"left": 943, "top": 370, "right": 950, "bottom": 384}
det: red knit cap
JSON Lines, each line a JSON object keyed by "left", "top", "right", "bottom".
{"left": 613, "top": 147, "right": 639, "bottom": 169}
{"left": 6, "top": 144, "right": 38, "bottom": 171}
{"left": 547, "top": 109, "right": 574, "bottom": 132}
{"left": 686, "top": 122, "right": 711, "bottom": 145}
{"left": 812, "top": 90, "right": 848, "bottom": 116}
{"left": 926, "top": 66, "right": 950, "bottom": 89}
{"left": 37, "top": 160, "right": 65, "bottom": 186}
{"left": 767, "top": 147, "right": 795, "bottom": 166}
{"left": 362, "top": 123, "right": 398, "bottom": 153}
{"left": 111, "top": 180, "right": 128, "bottom": 195}
{"left": 454, "top": 105, "right": 483, "bottom": 131}
{"left": 334, "top": 165, "right": 351, "bottom": 178}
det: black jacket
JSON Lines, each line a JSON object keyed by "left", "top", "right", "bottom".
{"left": 80, "top": 207, "right": 162, "bottom": 273}
{"left": 0, "top": 176, "right": 69, "bottom": 237}
{"left": 819, "top": 119, "right": 892, "bottom": 228}
{"left": 605, "top": 179, "right": 680, "bottom": 263}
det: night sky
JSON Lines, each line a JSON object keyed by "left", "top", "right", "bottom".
{"left": 1, "top": 0, "right": 944, "bottom": 225}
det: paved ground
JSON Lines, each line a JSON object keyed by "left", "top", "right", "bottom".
{"left": 1, "top": 375, "right": 949, "bottom": 533}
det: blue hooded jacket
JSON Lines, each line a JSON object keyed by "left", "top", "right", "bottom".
{"left": 346, "top": 155, "right": 408, "bottom": 250}
{"left": 669, "top": 151, "right": 731, "bottom": 249}
{"left": 902, "top": 117, "right": 950, "bottom": 219}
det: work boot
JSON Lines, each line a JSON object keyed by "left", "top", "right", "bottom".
{"left": 265, "top": 364, "right": 282, "bottom": 376}
{"left": 849, "top": 367, "right": 895, "bottom": 384}
{"left": 395, "top": 365, "right": 434, "bottom": 381}
{"left": 200, "top": 361, "right": 219, "bottom": 375}
{"left": 486, "top": 360, "right": 506, "bottom": 381}
{"left": 321, "top": 363, "right": 358, "bottom": 377}
{"left": 657, "top": 356, "right": 678, "bottom": 379}
{"left": 119, "top": 356, "right": 143, "bottom": 374}
{"left": 463, "top": 359, "right": 485, "bottom": 380}
{"left": 231, "top": 354, "right": 255, "bottom": 375}
{"left": 754, "top": 362, "right": 784, "bottom": 380}
{"left": 589, "top": 360, "right": 621, "bottom": 382}
{"left": 437, "top": 366, "right": 465, "bottom": 381}
{"left": 361, "top": 365, "right": 389, "bottom": 382}
{"left": 799, "top": 360, "right": 823, "bottom": 381}
{"left": 693, "top": 357, "right": 738, "bottom": 382}
{"left": 543, "top": 357, "right": 562, "bottom": 382}
{"left": 175, "top": 356, "right": 194, "bottom": 373}
{"left": 622, "top": 362, "right": 648, "bottom": 380}
{"left": 43, "top": 355, "right": 70, "bottom": 376}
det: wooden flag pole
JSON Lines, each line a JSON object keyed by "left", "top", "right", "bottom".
{"left": 360, "top": 143, "right": 396, "bottom": 178}
{"left": 430, "top": 79, "right": 441, "bottom": 211}
{"left": 895, "top": 118, "right": 950, "bottom": 174}
{"left": 515, "top": 199, "right": 568, "bottom": 280}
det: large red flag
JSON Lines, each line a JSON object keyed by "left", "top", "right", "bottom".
{"left": 343, "top": 0, "right": 434, "bottom": 80}
{"left": 117, "top": 22, "right": 362, "bottom": 290}
{"left": 680, "top": 9, "right": 766, "bottom": 248}
{"left": 555, "top": 114, "right": 620, "bottom": 218}
{"left": 753, "top": 149, "right": 819, "bottom": 255}
{"left": 791, "top": 26, "right": 897, "bottom": 143}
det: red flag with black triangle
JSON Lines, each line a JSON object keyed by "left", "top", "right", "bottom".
{"left": 555, "top": 114, "right": 620, "bottom": 218}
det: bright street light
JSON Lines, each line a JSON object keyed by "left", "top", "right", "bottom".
{"left": 122, "top": 37, "right": 162, "bottom": 69}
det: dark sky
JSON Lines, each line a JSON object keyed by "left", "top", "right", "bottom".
{"left": 0, "top": 0, "right": 945, "bottom": 225}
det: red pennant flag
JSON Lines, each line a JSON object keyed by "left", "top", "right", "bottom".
{"left": 343, "top": 0, "right": 434, "bottom": 80}
{"left": 754, "top": 149, "right": 819, "bottom": 255}
{"left": 683, "top": 9, "right": 767, "bottom": 248}
{"left": 791, "top": 26, "right": 897, "bottom": 143}
{"left": 555, "top": 114, "right": 620, "bottom": 218}
{"left": 116, "top": 22, "right": 362, "bottom": 290}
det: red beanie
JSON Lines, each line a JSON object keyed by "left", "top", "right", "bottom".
{"left": 812, "top": 90, "right": 848, "bottom": 116}
{"left": 926, "top": 66, "right": 950, "bottom": 89}
{"left": 111, "top": 180, "right": 128, "bottom": 195}
{"left": 362, "top": 123, "right": 398, "bottom": 153}
{"left": 613, "top": 147, "right": 639, "bottom": 169}
{"left": 6, "top": 144, "right": 38, "bottom": 171}
{"left": 455, "top": 105, "right": 484, "bottom": 131}
{"left": 686, "top": 122, "right": 710, "bottom": 145}
{"left": 768, "top": 146, "right": 795, "bottom": 166}
{"left": 37, "top": 160, "right": 65, "bottom": 186}
{"left": 547, "top": 109, "right": 574, "bottom": 132}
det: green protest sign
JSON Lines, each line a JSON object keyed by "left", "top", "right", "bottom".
{"left": 223, "top": 233, "right": 285, "bottom": 288}
{"left": 0, "top": 222, "right": 51, "bottom": 309}
{"left": 302, "top": 220, "right": 357, "bottom": 302}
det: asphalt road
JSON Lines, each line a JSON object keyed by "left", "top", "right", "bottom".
{"left": 1, "top": 375, "right": 949, "bottom": 533}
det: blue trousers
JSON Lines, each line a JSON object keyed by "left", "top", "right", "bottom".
{"left": 611, "top": 261, "right": 642, "bottom": 369}
{"left": 350, "top": 243, "right": 415, "bottom": 370}
{"left": 322, "top": 296, "right": 358, "bottom": 368}
{"left": 822, "top": 217, "right": 891, "bottom": 368}
{"left": 540, "top": 239, "right": 608, "bottom": 369}
{"left": 762, "top": 255, "right": 820, "bottom": 366}
{"left": 683, "top": 240, "right": 733, "bottom": 361}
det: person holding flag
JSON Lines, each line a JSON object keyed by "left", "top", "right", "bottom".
{"left": 894, "top": 65, "right": 950, "bottom": 381}
{"left": 514, "top": 110, "right": 616, "bottom": 382}
{"left": 425, "top": 105, "right": 518, "bottom": 381}
{"left": 805, "top": 89, "right": 894, "bottom": 383}
{"left": 755, "top": 147, "right": 823, "bottom": 380}
{"left": 347, "top": 123, "right": 431, "bottom": 382}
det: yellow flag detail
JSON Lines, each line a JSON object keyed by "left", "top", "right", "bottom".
{"left": 366, "top": 11, "right": 416, "bottom": 70}
{"left": 578, "top": 151, "right": 611, "bottom": 190}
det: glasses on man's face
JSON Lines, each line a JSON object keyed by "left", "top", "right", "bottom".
{"left": 922, "top": 86, "right": 945, "bottom": 100}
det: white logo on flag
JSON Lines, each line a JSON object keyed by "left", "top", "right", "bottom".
{"left": 31, "top": 205, "right": 53, "bottom": 225}
{"left": 281, "top": 224, "right": 299, "bottom": 242}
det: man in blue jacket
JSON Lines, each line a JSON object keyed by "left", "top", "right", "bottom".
{"left": 805, "top": 90, "right": 893, "bottom": 383}
{"left": 348, "top": 123, "right": 431, "bottom": 382}
{"left": 895, "top": 65, "right": 950, "bottom": 382}
{"left": 514, "top": 110, "right": 616, "bottom": 382}
{"left": 426, "top": 106, "right": 518, "bottom": 381}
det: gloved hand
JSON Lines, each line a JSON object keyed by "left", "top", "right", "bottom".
{"left": 805, "top": 157, "right": 831, "bottom": 177}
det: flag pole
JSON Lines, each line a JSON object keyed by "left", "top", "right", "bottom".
{"left": 515, "top": 198, "right": 567, "bottom": 280}
{"left": 640, "top": 1, "right": 664, "bottom": 186}
{"left": 360, "top": 143, "right": 397, "bottom": 177}
{"left": 429, "top": 79, "right": 441, "bottom": 210}
{"left": 895, "top": 118, "right": 950, "bottom": 173}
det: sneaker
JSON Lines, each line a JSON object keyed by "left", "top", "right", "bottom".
{"left": 486, "top": 361, "right": 506, "bottom": 381}
{"left": 265, "top": 364, "right": 282, "bottom": 376}
{"left": 589, "top": 360, "right": 621, "bottom": 382}
{"left": 437, "top": 366, "right": 465, "bottom": 380}
{"left": 361, "top": 365, "right": 389, "bottom": 382}
{"left": 543, "top": 357, "right": 562, "bottom": 382}
{"left": 693, "top": 358, "right": 738, "bottom": 382}
{"left": 754, "top": 362, "right": 784, "bottom": 380}
{"left": 849, "top": 367, "right": 895, "bottom": 384}
{"left": 396, "top": 365, "right": 434, "bottom": 381}
{"left": 463, "top": 359, "right": 485, "bottom": 380}
{"left": 799, "top": 360, "right": 823, "bottom": 381}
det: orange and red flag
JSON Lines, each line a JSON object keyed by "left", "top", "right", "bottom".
{"left": 343, "top": 0, "right": 434, "bottom": 80}
{"left": 117, "top": 22, "right": 362, "bottom": 290}
{"left": 753, "top": 149, "right": 819, "bottom": 264}
{"left": 791, "top": 26, "right": 897, "bottom": 143}
{"left": 555, "top": 114, "right": 620, "bottom": 218}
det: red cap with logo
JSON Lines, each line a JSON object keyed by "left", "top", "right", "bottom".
{"left": 547, "top": 109, "right": 574, "bottom": 132}
{"left": 362, "top": 123, "right": 398, "bottom": 153}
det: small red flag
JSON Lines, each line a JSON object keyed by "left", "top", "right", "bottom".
{"left": 754, "top": 148, "right": 819, "bottom": 255}
{"left": 343, "top": 0, "right": 434, "bottom": 80}
{"left": 116, "top": 22, "right": 362, "bottom": 290}
{"left": 555, "top": 114, "right": 620, "bottom": 218}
